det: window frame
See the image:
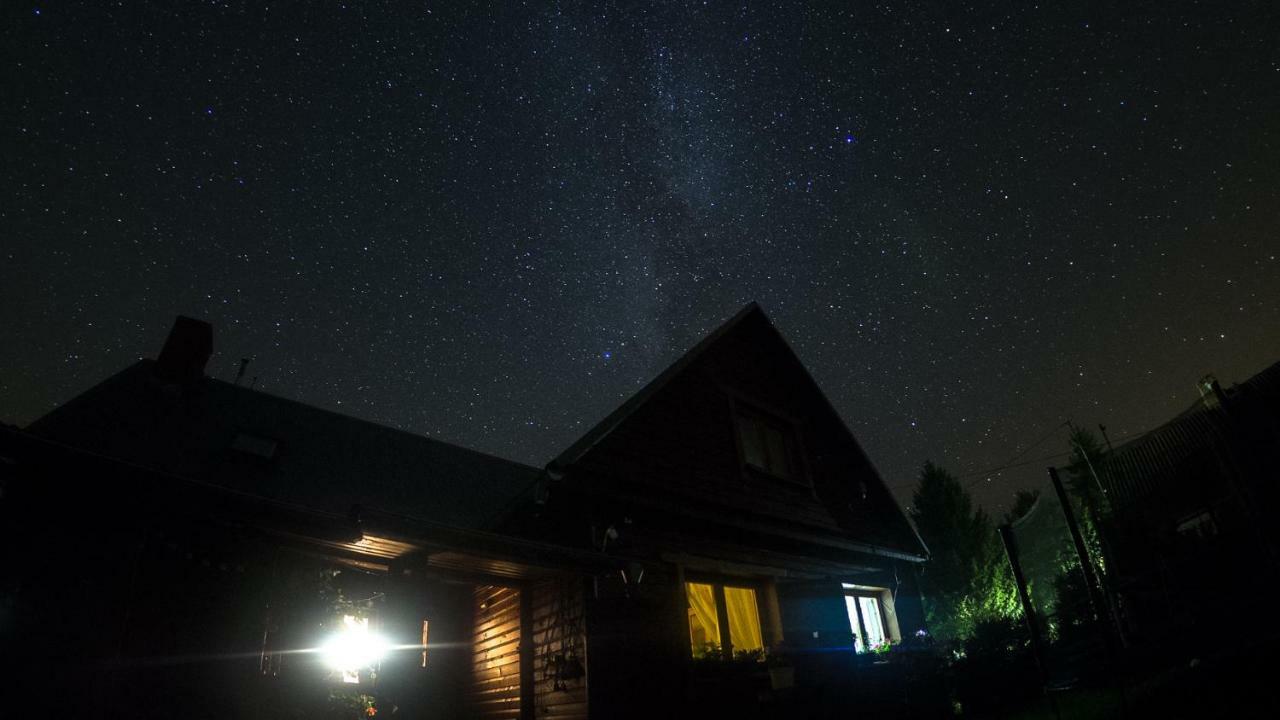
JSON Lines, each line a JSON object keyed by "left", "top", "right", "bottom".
{"left": 229, "top": 430, "right": 281, "bottom": 463}
{"left": 725, "top": 392, "right": 811, "bottom": 489}
{"left": 684, "top": 577, "right": 766, "bottom": 659}
{"left": 842, "top": 585, "right": 896, "bottom": 653}
{"left": 1175, "top": 509, "right": 1218, "bottom": 539}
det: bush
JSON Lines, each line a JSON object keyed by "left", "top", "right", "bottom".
{"left": 952, "top": 617, "right": 1041, "bottom": 716}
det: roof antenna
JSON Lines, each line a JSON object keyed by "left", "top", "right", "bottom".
{"left": 234, "top": 357, "right": 251, "bottom": 386}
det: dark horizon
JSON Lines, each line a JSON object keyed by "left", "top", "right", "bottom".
{"left": 3, "top": 1, "right": 1279, "bottom": 514}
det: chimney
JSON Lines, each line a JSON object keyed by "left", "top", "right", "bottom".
{"left": 154, "top": 316, "right": 213, "bottom": 383}
{"left": 1198, "top": 374, "right": 1228, "bottom": 410}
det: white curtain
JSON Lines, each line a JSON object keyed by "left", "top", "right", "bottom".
{"left": 859, "top": 597, "right": 886, "bottom": 647}
{"left": 844, "top": 595, "right": 865, "bottom": 651}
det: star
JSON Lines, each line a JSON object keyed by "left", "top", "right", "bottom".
{"left": 2, "top": 0, "right": 1277, "bottom": 519}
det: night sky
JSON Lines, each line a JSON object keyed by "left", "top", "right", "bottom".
{"left": 3, "top": 2, "right": 1279, "bottom": 514}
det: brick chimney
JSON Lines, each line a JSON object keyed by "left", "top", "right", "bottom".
{"left": 154, "top": 316, "right": 213, "bottom": 383}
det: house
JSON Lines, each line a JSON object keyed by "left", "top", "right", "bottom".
{"left": 1, "top": 317, "right": 612, "bottom": 720}
{"left": 0, "top": 304, "right": 933, "bottom": 719}
{"left": 1094, "top": 363, "right": 1280, "bottom": 655}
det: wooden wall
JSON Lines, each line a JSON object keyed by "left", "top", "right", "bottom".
{"left": 561, "top": 308, "right": 923, "bottom": 556}
{"left": 583, "top": 566, "right": 689, "bottom": 720}
{"left": 470, "top": 584, "right": 522, "bottom": 720}
{"left": 566, "top": 358, "right": 844, "bottom": 532}
{"left": 379, "top": 574, "right": 473, "bottom": 720}
{"left": 531, "top": 578, "right": 589, "bottom": 720}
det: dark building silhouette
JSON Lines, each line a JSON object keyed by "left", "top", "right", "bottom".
{"left": 0, "top": 304, "right": 935, "bottom": 719}
{"left": 1097, "top": 363, "right": 1280, "bottom": 657}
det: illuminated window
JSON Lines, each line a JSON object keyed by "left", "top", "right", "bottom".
{"left": 734, "top": 409, "right": 799, "bottom": 481}
{"left": 843, "top": 585, "right": 896, "bottom": 653}
{"left": 686, "top": 582, "right": 764, "bottom": 658}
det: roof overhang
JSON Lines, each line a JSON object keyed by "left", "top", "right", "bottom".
{"left": 1, "top": 427, "right": 619, "bottom": 582}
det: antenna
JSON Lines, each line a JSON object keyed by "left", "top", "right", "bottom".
{"left": 1098, "top": 424, "right": 1115, "bottom": 454}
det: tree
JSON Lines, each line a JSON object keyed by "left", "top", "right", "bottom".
{"left": 1063, "top": 426, "right": 1110, "bottom": 579}
{"left": 1063, "top": 426, "right": 1108, "bottom": 517}
{"left": 1004, "top": 489, "right": 1040, "bottom": 525}
{"left": 910, "top": 462, "right": 996, "bottom": 643}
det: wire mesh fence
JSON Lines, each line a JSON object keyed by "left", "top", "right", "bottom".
{"left": 1002, "top": 468, "right": 1112, "bottom": 689}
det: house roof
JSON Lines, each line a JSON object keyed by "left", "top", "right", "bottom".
{"left": 551, "top": 302, "right": 929, "bottom": 561}
{"left": 1, "top": 424, "right": 618, "bottom": 579}
{"left": 28, "top": 306, "right": 928, "bottom": 562}
{"left": 1100, "top": 360, "right": 1280, "bottom": 508}
{"left": 552, "top": 302, "right": 764, "bottom": 469}
{"left": 27, "top": 360, "right": 541, "bottom": 532}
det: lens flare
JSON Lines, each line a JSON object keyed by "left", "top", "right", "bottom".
{"left": 320, "top": 616, "right": 390, "bottom": 674}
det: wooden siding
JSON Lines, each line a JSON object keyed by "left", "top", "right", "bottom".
{"left": 563, "top": 308, "right": 924, "bottom": 556}
{"left": 582, "top": 566, "right": 689, "bottom": 719}
{"left": 567, "top": 364, "right": 843, "bottom": 532}
{"left": 531, "top": 578, "right": 588, "bottom": 720}
{"left": 470, "top": 585, "right": 522, "bottom": 720}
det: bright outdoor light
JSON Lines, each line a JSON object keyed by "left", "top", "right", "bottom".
{"left": 320, "top": 615, "right": 390, "bottom": 679}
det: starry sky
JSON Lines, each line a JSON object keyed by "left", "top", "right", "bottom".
{"left": 3, "top": 1, "right": 1279, "bottom": 515}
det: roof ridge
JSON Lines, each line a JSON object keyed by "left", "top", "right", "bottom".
{"left": 548, "top": 301, "right": 928, "bottom": 560}
{"left": 197, "top": 367, "right": 540, "bottom": 473}
{"left": 26, "top": 358, "right": 543, "bottom": 531}
{"left": 551, "top": 302, "right": 765, "bottom": 468}
{"left": 1107, "top": 357, "right": 1280, "bottom": 457}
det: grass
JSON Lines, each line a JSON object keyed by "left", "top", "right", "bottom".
{"left": 1002, "top": 687, "right": 1124, "bottom": 720}
{"left": 985, "top": 647, "right": 1280, "bottom": 720}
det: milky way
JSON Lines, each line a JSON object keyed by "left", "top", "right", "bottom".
{"left": 3, "top": 2, "right": 1278, "bottom": 513}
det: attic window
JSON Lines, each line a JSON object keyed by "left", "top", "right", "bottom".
{"left": 231, "top": 432, "right": 278, "bottom": 459}
{"left": 1176, "top": 510, "right": 1218, "bottom": 539}
{"left": 734, "top": 408, "right": 799, "bottom": 482}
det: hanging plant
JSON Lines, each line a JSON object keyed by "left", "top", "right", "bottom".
{"left": 325, "top": 689, "right": 380, "bottom": 719}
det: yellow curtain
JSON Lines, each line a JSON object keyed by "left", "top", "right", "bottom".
{"left": 724, "top": 587, "right": 763, "bottom": 653}
{"left": 686, "top": 583, "right": 720, "bottom": 652}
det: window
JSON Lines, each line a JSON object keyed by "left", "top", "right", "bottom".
{"left": 686, "top": 582, "right": 764, "bottom": 658}
{"left": 734, "top": 409, "right": 798, "bottom": 481}
{"left": 231, "top": 431, "right": 278, "bottom": 460}
{"left": 1176, "top": 510, "right": 1218, "bottom": 539}
{"left": 843, "top": 584, "right": 897, "bottom": 653}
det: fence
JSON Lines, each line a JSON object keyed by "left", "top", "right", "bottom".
{"left": 1000, "top": 467, "right": 1113, "bottom": 690}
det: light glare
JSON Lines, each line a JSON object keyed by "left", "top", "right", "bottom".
{"left": 320, "top": 616, "right": 389, "bottom": 676}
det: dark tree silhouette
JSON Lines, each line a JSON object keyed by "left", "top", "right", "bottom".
{"left": 910, "top": 461, "right": 994, "bottom": 642}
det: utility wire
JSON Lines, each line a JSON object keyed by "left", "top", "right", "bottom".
{"left": 957, "top": 421, "right": 1071, "bottom": 489}
{"left": 888, "top": 421, "right": 1068, "bottom": 491}
{"left": 959, "top": 449, "right": 1074, "bottom": 488}
{"left": 891, "top": 421, "right": 1164, "bottom": 493}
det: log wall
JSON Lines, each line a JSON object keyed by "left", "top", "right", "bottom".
{"left": 531, "top": 578, "right": 588, "bottom": 720}
{"left": 469, "top": 584, "right": 522, "bottom": 720}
